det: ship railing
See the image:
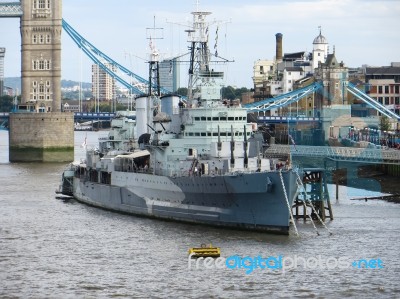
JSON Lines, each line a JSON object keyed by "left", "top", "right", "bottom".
{"left": 165, "top": 167, "right": 277, "bottom": 178}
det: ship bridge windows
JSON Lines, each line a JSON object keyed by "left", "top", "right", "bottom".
{"left": 193, "top": 116, "right": 246, "bottom": 122}
{"left": 185, "top": 130, "right": 250, "bottom": 138}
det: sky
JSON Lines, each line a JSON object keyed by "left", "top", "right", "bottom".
{"left": 0, "top": 0, "right": 399, "bottom": 88}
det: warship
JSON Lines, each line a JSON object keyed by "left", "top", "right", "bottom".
{"left": 60, "top": 8, "right": 299, "bottom": 234}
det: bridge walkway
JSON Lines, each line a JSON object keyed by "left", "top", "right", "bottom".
{"left": 265, "top": 144, "right": 400, "bottom": 165}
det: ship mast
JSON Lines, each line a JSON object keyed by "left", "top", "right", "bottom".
{"left": 147, "top": 16, "right": 163, "bottom": 97}
{"left": 186, "top": 9, "right": 212, "bottom": 104}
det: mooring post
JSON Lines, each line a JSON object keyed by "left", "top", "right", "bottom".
{"left": 335, "top": 161, "right": 339, "bottom": 201}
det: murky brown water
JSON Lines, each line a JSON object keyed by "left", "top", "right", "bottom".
{"left": 1, "top": 130, "right": 399, "bottom": 298}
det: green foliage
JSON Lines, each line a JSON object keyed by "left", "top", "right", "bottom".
{"left": 174, "top": 86, "right": 249, "bottom": 101}
{"left": 89, "top": 102, "right": 126, "bottom": 112}
{"left": 221, "top": 86, "right": 249, "bottom": 100}
{"left": 380, "top": 116, "right": 391, "bottom": 131}
{"left": 0, "top": 95, "right": 14, "bottom": 112}
{"left": 176, "top": 87, "right": 188, "bottom": 97}
{"left": 62, "top": 90, "right": 92, "bottom": 101}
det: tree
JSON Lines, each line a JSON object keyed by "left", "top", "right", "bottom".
{"left": 0, "top": 95, "right": 14, "bottom": 112}
{"left": 176, "top": 87, "right": 188, "bottom": 97}
{"left": 221, "top": 86, "right": 250, "bottom": 100}
{"left": 380, "top": 116, "right": 391, "bottom": 132}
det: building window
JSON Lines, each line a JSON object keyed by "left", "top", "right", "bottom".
{"left": 38, "top": 0, "right": 46, "bottom": 9}
{"left": 385, "top": 97, "right": 389, "bottom": 105}
{"left": 32, "top": 35, "right": 37, "bottom": 44}
{"left": 395, "top": 86, "right": 399, "bottom": 94}
{"left": 33, "top": 58, "right": 51, "bottom": 70}
{"left": 395, "top": 97, "right": 399, "bottom": 105}
{"left": 46, "top": 34, "right": 51, "bottom": 43}
{"left": 378, "top": 86, "right": 383, "bottom": 94}
{"left": 384, "top": 86, "right": 389, "bottom": 94}
{"left": 39, "top": 34, "right": 44, "bottom": 44}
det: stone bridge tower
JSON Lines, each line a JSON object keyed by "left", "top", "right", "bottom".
{"left": 20, "top": 0, "right": 62, "bottom": 112}
{"left": 1, "top": 0, "right": 74, "bottom": 162}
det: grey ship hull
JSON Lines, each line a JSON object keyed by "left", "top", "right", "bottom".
{"left": 72, "top": 170, "right": 298, "bottom": 234}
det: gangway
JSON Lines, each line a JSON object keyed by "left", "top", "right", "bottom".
{"left": 243, "top": 82, "right": 323, "bottom": 112}
{"left": 346, "top": 82, "right": 400, "bottom": 120}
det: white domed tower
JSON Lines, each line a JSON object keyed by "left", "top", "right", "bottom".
{"left": 312, "top": 27, "right": 329, "bottom": 70}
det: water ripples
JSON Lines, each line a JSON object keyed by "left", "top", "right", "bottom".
{"left": 1, "top": 131, "right": 399, "bottom": 298}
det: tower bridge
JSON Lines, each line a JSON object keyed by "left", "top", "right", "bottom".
{"left": 1, "top": 0, "right": 72, "bottom": 162}
{"left": 2, "top": 1, "right": 399, "bottom": 120}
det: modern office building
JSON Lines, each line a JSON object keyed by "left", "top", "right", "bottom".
{"left": 159, "top": 58, "right": 180, "bottom": 93}
{"left": 92, "top": 63, "right": 117, "bottom": 101}
{"left": 358, "top": 63, "right": 400, "bottom": 116}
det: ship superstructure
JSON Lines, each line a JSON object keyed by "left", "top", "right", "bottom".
{"left": 60, "top": 7, "right": 299, "bottom": 234}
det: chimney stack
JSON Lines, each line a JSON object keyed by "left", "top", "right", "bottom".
{"left": 275, "top": 33, "right": 283, "bottom": 62}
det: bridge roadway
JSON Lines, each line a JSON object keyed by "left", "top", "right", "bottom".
{"left": 258, "top": 115, "right": 319, "bottom": 124}
{"left": 1, "top": 112, "right": 314, "bottom": 123}
{"left": 0, "top": 112, "right": 118, "bottom": 121}
{"left": 265, "top": 144, "right": 400, "bottom": 165}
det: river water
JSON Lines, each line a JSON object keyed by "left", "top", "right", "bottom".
{"left": 0, "top": 130, "right": 399, "bottom": 298}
